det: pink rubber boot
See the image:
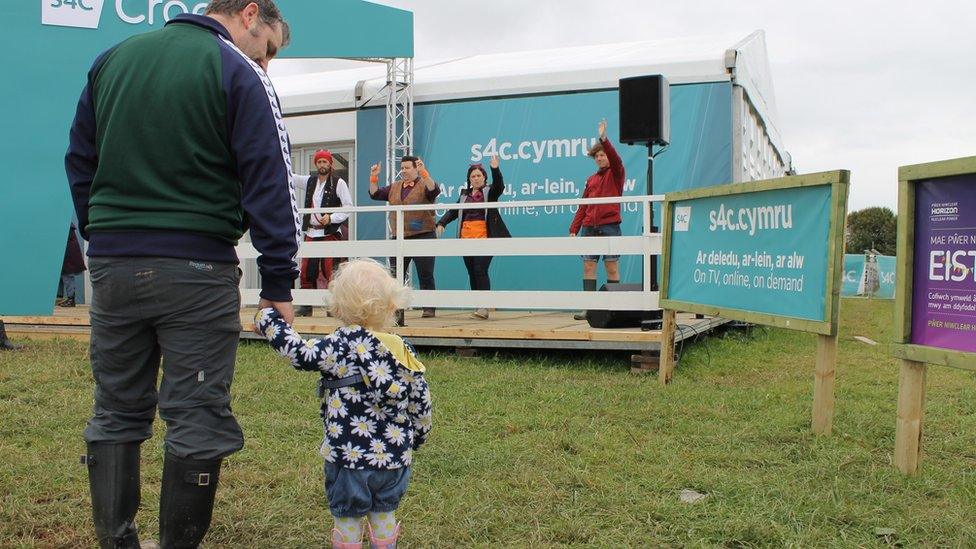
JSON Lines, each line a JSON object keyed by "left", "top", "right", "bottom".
{"left": 332, "top": 528, "right": 363, "bottom": 549}
{"left": 367, "top": 522, "right": 400, "bottom": 549}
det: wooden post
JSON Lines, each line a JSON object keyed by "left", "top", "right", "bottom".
{"left": 658, "top": 309, "right": 676, "bottom": 385}
{"left": 455, "top": 347, "right": 478, "bottom": 358}
{"left": 811, "top": 333, "right": 837, "bottom": 435}
{"left": 894, "top": 359, "right": 927, "bottom": 475}
{"left": 630, "top": 351, "right": 658, "bottom": 373}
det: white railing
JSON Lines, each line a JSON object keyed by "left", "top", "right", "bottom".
{"left": 236, "top": 195, "right": 664, "bottom": 311}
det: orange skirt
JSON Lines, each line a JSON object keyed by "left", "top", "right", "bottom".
{"left": 460, "top": 220, "right": 488, "bottom": 239}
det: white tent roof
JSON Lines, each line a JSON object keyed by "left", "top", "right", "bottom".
{"left": 272, "top": 30, "right": 786, "bottom": 163}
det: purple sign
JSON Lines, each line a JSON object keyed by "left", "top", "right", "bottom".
{"left": 911, "top": 174, "right": 976, "bottom": 352}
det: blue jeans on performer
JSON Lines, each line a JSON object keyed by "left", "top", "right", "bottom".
{"left": 580, "top": 222, "right": 621, "bottom": 262}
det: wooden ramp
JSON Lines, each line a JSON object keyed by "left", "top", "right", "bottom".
{"left": 4, "top": 306, "right": 729, "bottom": 358}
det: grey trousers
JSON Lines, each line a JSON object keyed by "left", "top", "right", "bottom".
{"left": 84, "top": 257, "right": 244, "bottom": 460}
{"left": 61, "top": 273, "right": 77, "bottom": 300}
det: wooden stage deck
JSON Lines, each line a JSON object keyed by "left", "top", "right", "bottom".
{"left": 4, "top": 306, "right": 729, "bottom": 355}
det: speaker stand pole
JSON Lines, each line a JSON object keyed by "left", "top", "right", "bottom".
{"left": 641, "top": 143, "right": 663, "bottom": 332}
{"left": 647, "top": 144, "right": 658, "bottom": 292}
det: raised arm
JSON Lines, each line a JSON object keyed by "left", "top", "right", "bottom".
{"left": 367, "top": 162, "right": 385, "bottom": 200}
{"left": 488, "top": 154, "right": 505, "bottom": 202}
{"left": 412, "top": 158, "right": 441, "bottom": 202}
{"left": 599, "top": 119, "right": 625, "bottom": 190}
{"left": 416, "top": 158, "right": 436, "bottom": 192}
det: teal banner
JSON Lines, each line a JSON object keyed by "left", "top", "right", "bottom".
{"left": 356, "top": 83, "right": 733, "bottom": 291}
{"left": 841, "top": 254, "right": 896, "bottom": 299}
{"left": 0, "top": 1, "right": 411, "bottom": 314}
{"left": 281, "top": 1, "right": 412, "bottom": 58}
{"left": 666, "top": 185, "right": 833, "bottom": 321}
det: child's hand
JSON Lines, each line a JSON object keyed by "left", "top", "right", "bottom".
{"left": 259, "top": 298, "right": 294, "bottom": 325}
{"left": 253, "top": 307, "right": 277, "bottom": 336}
{"left": 257, "top": 308, "right": 323, "bottom": 372}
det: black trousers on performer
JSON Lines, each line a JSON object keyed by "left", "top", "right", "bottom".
{"left": 463, "top": 256, "right": 492, "bottom": 291}
{"left": 390, "top": 231, "right": 437, "bottom": 291}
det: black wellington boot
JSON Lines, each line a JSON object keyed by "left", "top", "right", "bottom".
{"left": 0, "top": 320, "right": 24, "bottom": 351}
{"left": 158, "top": 452, "right": 222, "bottom": 549}
{"left": 83, "top": 442, "right": 142, "bottom": 549}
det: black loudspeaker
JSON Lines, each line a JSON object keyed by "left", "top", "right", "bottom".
{"left": 586, "top": 283, "right": 662, "bottom": 329}
{"left": 618, "top": 75, "right": 670, "bottom": 146}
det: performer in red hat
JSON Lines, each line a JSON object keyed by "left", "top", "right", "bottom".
{"left": 296, "top": 149, "right": 353, "bottom": 316}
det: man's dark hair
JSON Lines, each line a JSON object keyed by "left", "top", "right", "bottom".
{"left": 400, "top": 155, "right": 419, "bottom": 168}
{"left": 205, "top": 0, "right": 284, "bottom": 28}
{"left": 279, "top": 20, "right": 290, "bottom": 48}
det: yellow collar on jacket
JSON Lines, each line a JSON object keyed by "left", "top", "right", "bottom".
{"left": 372, "top": 331, "right": 426, "bottom": 373}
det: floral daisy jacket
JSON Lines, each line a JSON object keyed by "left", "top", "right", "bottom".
{"left": 255, "top": 308, "right": 433, "bottom": 470}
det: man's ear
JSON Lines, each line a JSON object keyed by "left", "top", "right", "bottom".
{"left": 241, "top": 2, "right": 260, "bottom": 29}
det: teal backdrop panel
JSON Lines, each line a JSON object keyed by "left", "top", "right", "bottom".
{"left": 841, "top": 254, "right": 896, "bottom": 299}
{"left": 355, "top": 83, "right": 732, "bottom": 291}
{"left": 667, "top": 185, "right": 833, "bottom": 321}
{"left": 279, "top": 1, "right": 412, "bottom": 58}
{"left": 0, "top": 0, "right": 411, "bottom": 315}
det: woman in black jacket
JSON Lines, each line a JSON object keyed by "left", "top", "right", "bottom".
{"left": 435, "top": 155, "right": 511, "bottom": 319}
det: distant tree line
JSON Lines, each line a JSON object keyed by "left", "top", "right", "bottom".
{"left": 846, "top": 207, "right": 897, "bottom": 256}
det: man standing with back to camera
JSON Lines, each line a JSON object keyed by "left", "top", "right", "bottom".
{"left": 65, "top": 1, "right": 298, "bottom": 547}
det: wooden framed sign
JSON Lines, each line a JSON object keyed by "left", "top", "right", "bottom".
{"left": 891, "top": 156, "right": 976, "bottom": 474}
{"left": 658, "top": 170, "right": 850, "bottom": 434}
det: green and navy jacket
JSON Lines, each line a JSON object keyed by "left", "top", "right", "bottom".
{"left": 256, "top": 309, "right": 433, "bottom": 470}
{"left": 65, "top": 14, "right": 300, "bottom": 301}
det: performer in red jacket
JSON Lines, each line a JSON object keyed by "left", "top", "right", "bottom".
{"left": 569, "top": 119, "right": 625, "bottom": 320}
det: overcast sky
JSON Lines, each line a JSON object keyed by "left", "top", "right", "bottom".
{"left": 272, "top": 1, "right": 975, "bottom": 212}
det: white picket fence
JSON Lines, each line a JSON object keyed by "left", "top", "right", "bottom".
{"left": 236, "top": 195, "right": 663, "bottom": 312}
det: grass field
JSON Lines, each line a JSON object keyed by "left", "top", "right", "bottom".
{"left": 2, "top": 298, "right": 975, "bottom": 547}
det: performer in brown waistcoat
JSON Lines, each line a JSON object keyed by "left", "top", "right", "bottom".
{"left": 368, "top": 156, "right": 440, "bottom": 318}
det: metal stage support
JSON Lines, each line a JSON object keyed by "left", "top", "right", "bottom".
{"left": 383, "top": 57, "right": 414, "bottom": 326}
{"left": 385, "top": 57, "right": 414, "bottom": 186}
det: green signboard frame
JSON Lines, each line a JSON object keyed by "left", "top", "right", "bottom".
{"left": 660, "top": 171, "right": 851, "bottom": 336}
{"left": 890, "top": 156, "right": 976, "bottom": 474}
{"left": 891, "top": 156, "right": 976, "bottom": 371}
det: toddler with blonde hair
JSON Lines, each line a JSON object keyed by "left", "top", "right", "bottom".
{"left": 255, "top": 258, "right": 432, "bottom": 549}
